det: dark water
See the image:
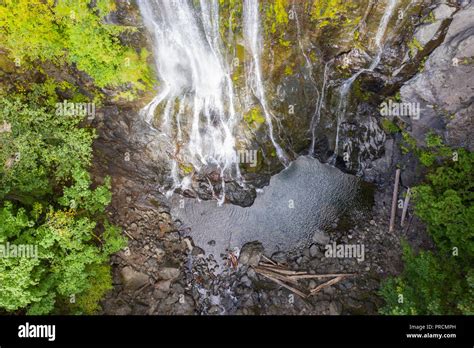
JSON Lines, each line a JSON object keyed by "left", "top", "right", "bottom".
{"left": 169, "top": 156, "right": 370, "bottom": 260}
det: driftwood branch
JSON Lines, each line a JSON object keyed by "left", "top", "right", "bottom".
{"left": 257, "top": 270, "right": 308, "bottom": 298}
{"left": 389, "top": 169, "right": 401, "bottom": 233}
{"left": 308, "top": 276, "right": 345, "bottom": 296}
{"left": 254, "top": 266, "right": 300, "bottom": 285}
{"left": 287, "top": 273, "right": 354, "bottom": 281}
{"left": 261, "top": 255, "right": 277, "bottom": 265}
{"left": 254, "top": 260, "right": 354, "bottom": 299}
{"left": 123, "top": 229, "right": 136, "bottom": 240}
{"left": 258, "top": 264, "right": 307, "bottom": 276}
{"left": 400, "top": 187, "right": 411, "bottom": 227}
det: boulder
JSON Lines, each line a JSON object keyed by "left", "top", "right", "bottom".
{"left": 158, "top": 267, "right": 180, "bottom": 280}
{"left": 121, "top": 266, "right": 149, "bottom": 291}
{"left": 239, "top": 241, "right": 264, "bottom": 266}
{"left": 312, "top": 229, "right": 330, "bottom": 246}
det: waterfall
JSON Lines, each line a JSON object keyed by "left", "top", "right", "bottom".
{"left": 138, "top": 0, "right": 289, "bottom": 202}
{"left": 292, "top": 1, "right": 324, "bottom": 157}
{"left": 243, "top": 0, "right": 288, "bottom": 166}
{"left": 309, "top": 61, "right": 331, "bottom": 156}
{"left": 333, "top": 0, "right": 399, "bottom": 159}
{"left": 137, "top": 0, "right": 240, "bottom": 201}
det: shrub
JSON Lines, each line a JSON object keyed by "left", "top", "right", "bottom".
{"left": 379, "top": 148, "right": 474, "bottom": 314}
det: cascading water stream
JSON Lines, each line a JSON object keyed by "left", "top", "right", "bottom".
{"left": 333, "top": 0, "right": 398, "bottom": 159}
{"left": 138, "top": 0, "right": 289, "bottom": 203}
{"left": 138, "top": 0, "right": 240, "bottom": 202}
{"left": 243, "top": 0, "right": 289, "bottom": 166}
{"left": 309, "top": 61, "right": 331, "bottom": 156}
{"left": 292, "top": 1, "right": 326, "bottom": 157}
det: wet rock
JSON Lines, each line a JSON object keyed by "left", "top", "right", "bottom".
{"left": 191, "top": 246, "right": 205, "bottom": 256}
{"left": 247, "top": 267, "right": 257, "bottom": 280}
{"left": 239, "top": 241, "right": 264, "bottom": 267}
{"left": 309, "top": 244, "right": 321, "bottom": 258}
{"left": 270, "top": 251, "right": 287, "bottom": 264}
{"left": 155, "top": 280, "right": 171, "bottom": 292}
{"left": 174, "top": 296, "right": 196, "bottom": 315}
{"left": 312, "top": 229, "right": 330, "bottom": 245}
{"left": 158, "top": 267, "right": 180, "bottom": 280}
{"left": 115, "top": 304, "right": 133, "bottom": 316}
{"left": 329, "top": 301, "right": 342, "bottom": 315}
{"left": 121, "top": 266, "right": 149, "bottom": 291}
{"left": 155, "top": 247, "right": 165, "bottom": 260}
{"left": 224, "top": 181, "right": 257, "bottom": 207}
{"left": 240, "top": 275, "right": 252, "bottom": 288}
{"left": 208, "top": 305, "right": 224, "bottom": 315}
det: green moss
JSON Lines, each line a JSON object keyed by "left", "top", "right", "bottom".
{"left": 179, "top": 163, "right": 194, "bottom": 175}
{"left": 401, "top": 131, "right": 452, "bottom": 166}
{"left": 423, "top": 11, "right": 436, "bottom": 24}
{"left": 352, "top": 80, "right": 372, "bottom": 102}
{"left": 279, "top": 39, "right": 291, "bottom": 47}
{"left": 381, "top": 119, "right": 400, "bottom": 134}
{"left": 273, "top": 0, "right": 289, "bottom": 26}
{"left": 244, "top": 107, "right": 266, "bottom": 128}
{"left": 353, "top": 30, "right": 360, "bottom": 41}
{"left": 408, "top": 37, "right": 424, "bottom": 58}
{"left": 266, "top": 0, "right": 289, "bottom": 29}
{"left": 418, "top": 56, "right": 428, "bottom": 72}
{"left": 310, "top": 0, "right": 358, "bottom": 28}
{"left": 461, "top": 56, "right": 474, "bottom": 65}
{"left": 401, "top": 131, "right": 418, "bottom": 155}
{"left": 218, "top": 0, "right": 242, "bottom": 41}
{"left": 419, "top": 150, "right": 436, "bottom": 167}
{"left": 394, "top": 92, "right": 401, "bottom": 102}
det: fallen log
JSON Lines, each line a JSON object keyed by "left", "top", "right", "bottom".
{"left": 288, "top": 273, "right": 353, "bottom": 281}
{"left": 389, "top": 169, "right": 401, "bottom": 233}
{"left": 261, "top": 255, "right": 277, "bottom": 265}
{"left": 258, "top": 265, "right": 307, "bottom": 276}
{"left": 308, "top": 276, "right": 344, "bottom": 296}
{"left": 256, "top": 270, "right": 308, "bottom": 298}
{"left": 254, "top": 259, "right": 354, "bottom": 300}
{"left": 254, "top": 266, "right": 300, "bottom": 285}
{"left": 400, "top": 187, "right": 411, "bottom": 227}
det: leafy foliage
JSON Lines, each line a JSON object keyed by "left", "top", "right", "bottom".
{"left": 0, "top": 97, "right": 93, "bottom": 203}
{"left": 379, "top": 146, "right": 474, "bottom": 315}
{"left": 0, "top": 97, "right": 126, "bottom": 314}
{"left": 0, "top": 0, "right": 151, "bottom": 92}
{"left": 0, "top": 202, "right": 125, "bottom": 315}
{"left": 0, "top": 0, "right": 149, "bottom": 316}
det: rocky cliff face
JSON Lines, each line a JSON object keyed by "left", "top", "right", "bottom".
{"left": 401, "top": 1, "right": 473, "bottom": 151}
{"left": 96, "top": 0, "right": 467, "bottom": 204}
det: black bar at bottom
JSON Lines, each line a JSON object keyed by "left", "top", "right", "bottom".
{"left": 0, "top": 315, "right": 472, "bottom": 346}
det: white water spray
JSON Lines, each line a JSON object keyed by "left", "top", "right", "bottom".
{"left": 243, "top": 0, "right": 288, "bottom": 166}
{"left": 138, "top": 0, "right": 289, "bottom": 202}
{"left": 138, "top": 0, "right": 242, "bottom": 200}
